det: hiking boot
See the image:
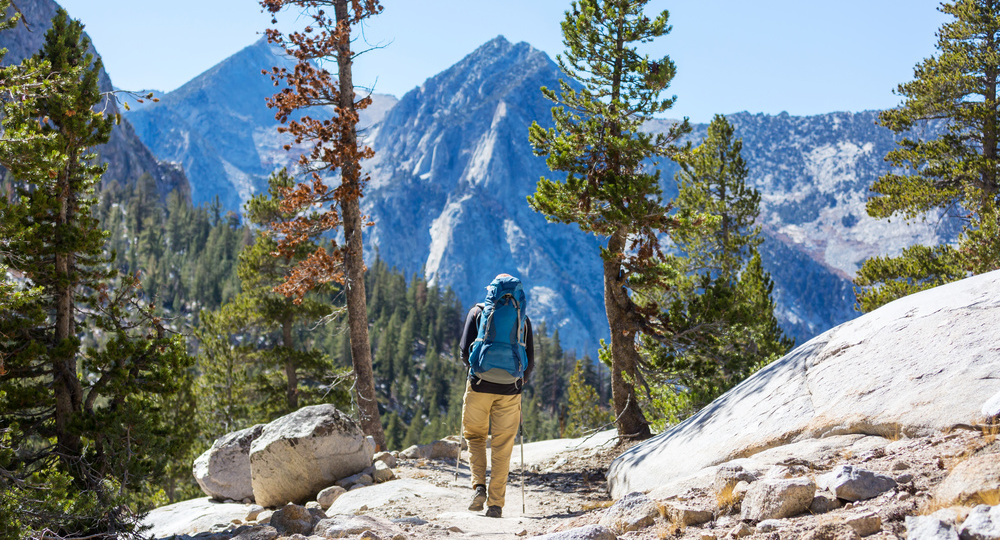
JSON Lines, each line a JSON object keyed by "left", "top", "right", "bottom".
{"left": 468, "top": 484, "right": 487, "bottom": 511}
{"left": 485, "top": 505, "right": 502, "bottom": 518}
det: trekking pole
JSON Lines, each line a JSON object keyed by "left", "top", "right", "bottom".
{"left": 455, "top": 435, "right": 463, "bottom": 483}
{"left": 520, "top": 417, "right": 525, "bottom": 514}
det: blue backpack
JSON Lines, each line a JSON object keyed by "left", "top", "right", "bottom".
{"left": 468, "top": 275, "right": 528, "bottom": 383}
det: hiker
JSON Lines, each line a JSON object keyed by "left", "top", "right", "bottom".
{"left": 459, "top": 273, "right": 534, "bottom": 518}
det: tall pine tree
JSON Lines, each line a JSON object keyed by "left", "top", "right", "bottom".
{"left": 528, "top": 0, "right": 690, "bottom": 440}
{"left": 856, "top": 0, "right": 1000, "bottom": 311}
{"left": 261, "top": 0, "right": 386, "bottom": 449}
{"left": 643, "top": 115, "right": 790, "bottom": 427}
{"left": 0, "top": 9, "right": 194, "bottom": 537}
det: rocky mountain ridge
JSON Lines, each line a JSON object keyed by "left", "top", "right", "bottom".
{"left": 0, "top": 0, "right": 190, "bottom": 201}
{"left": 117, "top": 33, "right": 951, "bottom": 353}
{"left": 126, "top": 37, "right": 397, "bottom": 210}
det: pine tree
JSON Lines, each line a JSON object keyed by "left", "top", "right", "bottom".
{"left": 856, "top": 0, "right": 1000, "bottom": 311}
{"left": 643, "top": 115, "right": 790, "bottom": 427}
{"left": 528, "top": 0, "right": 690, "bottom": 440}
{"left": 0, "top": 9, "right": 194, "bottom": 536}
{"left": 196, "top": 169, "right": 350, "bottom": 431}
{"left": 261, "top": 0, "right": 386, "bottom": 449}
{"left": 564, "top": 360, "right": 612, "bottom": 437}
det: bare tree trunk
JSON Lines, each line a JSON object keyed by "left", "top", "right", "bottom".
{"left": 282, "top": 316, "right": 298, "bottom": 411}
{"left": 603, "top": 230, "right": 651, "bottom": 441}
{"left": 334, "top": 0, "right": 385, "bottom": 451}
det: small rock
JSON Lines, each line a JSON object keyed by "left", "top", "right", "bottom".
{"left": 305, "top": 501, "right": 322, "bottom": 511}
{"left": 374, "top": 451, "right": 397, "bottom": 469}
{"left": 392, "top": 517, "right": 428, "bottom": 526}
{"left": 516, "top": 529, "right": 528, "bottom": 536}
{"left": 531, "top": 525, "right": 618, "bottom": 540}
{"left": 660, "top": 501, "right": 713, "bottom": 526}
{"left": 892, "top": 460, "right": 911, "bottom": 471}
{"left": 734, "top": 481, "right": 752, "bottom": 498}
{"left": 701, "top": 534, "right": 718, "bottom": 540}
{"left": 959, "top": 504, "right": 1000, "bottom": 540}
{"left": 230, "top": 525, "right": 279, "bottom": 540}
{"left": 906, "top": 515, "right": 959, "bottom": 540}
{"left": 447, "top": 526, "right": 463, "bottom": 533}
{"left": 730, "top": 522, "right": 753, "bottom": 538}
{"left": 246, "top": 504, "right": 265, "bottom": 522}
{"left": 598, "top": 492, "right": 659, "bottom": 534}
{"left": 359, "top": 531, "right": 380, "bottom": 540}
{"left": 714, "top": 465, "right": 757, "bottom": 494}
{"left": 757, "top": 520, "right": 786, "bottom": 532}
{"left": 269, "top": 503, "right": 317, "bottom": 536}
{"left": 809, "top": 492, "right": 842, "bottom": 515}
{"left": 317, "top": 485, "right": 347, "bottom": 510}
{"left": 934, "top": 453, "right": 1000, "bottom": 506}
{"left": 350, "top": 483, "right": 367, "bottom": 491}
{"left": 845, "top": 511, "right": 882, "bottom": 537}
{"left": 817, "top": 465, "right": 897, "bottom": 502}
{"left": 740, "top": 477, "right": 816, "bottom": 521}
{"left": 336, "top": 472, "right": 374, "bottom": 489}
{"left": 982, "top": 389, "right": 1000, "bottom": 422}
{"left": 373, "top": 460, "right": 395, "bottom": 483}
{"left": 896, "top": 473, "right": 914, "bottom": 484}
{"left": 256, "top": 510, "right": 274, "bottom": 525}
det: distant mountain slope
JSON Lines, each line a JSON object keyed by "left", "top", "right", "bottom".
{"left": 364, "top": 36, "right": 610, "bottom": 355}
{"left": 0, "top": 0, "right": 190, "bottom": 201}
{"left": 118, "top": 33, "right": 954, "bottom": 353}
{"left": 650, "top": 112, "right": 955, "bottom": 279}
{"left": 126, "top": 37, "right": 397, "bottom": 210}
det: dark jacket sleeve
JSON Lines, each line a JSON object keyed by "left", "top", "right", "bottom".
{"left": 459, "top": 305, "right": 482, "bottom": 367}
{"left": 524, "top": 317, "right": 534, "bottom": 382}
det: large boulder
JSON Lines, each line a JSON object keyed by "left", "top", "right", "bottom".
{"left": 249, "top": 405, "right": 374, "bottom": 507}
{"left": 609, "top": 270, "right": 1000, "bottom": 498}
{"left": 193, "top": 425, "right": 264, "bottom": 501}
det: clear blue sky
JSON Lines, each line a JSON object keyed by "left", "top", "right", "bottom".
{"left": 56, "top": 0, "right": 947, "bottom": 123}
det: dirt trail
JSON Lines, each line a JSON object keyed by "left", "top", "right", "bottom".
{"left": 359, "top": 433, "right": 623, "bottom": 538}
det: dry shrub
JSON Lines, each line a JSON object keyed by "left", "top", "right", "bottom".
{"left": 974, "top": 488, "right": 1000, "bottom": 506}
{"left": 981, "top": 424, "right": 999, "bottom": 444}
{"left": 715, "top": 480, "right": 740, "bottom": 514}
{"left": 580, "top": 500, "right": 614, "bottom": 512}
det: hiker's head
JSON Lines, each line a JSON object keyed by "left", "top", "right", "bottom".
{"left": 495, "top": 273, "right": 514, "bottom": 280}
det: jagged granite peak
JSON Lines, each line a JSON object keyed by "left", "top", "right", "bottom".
{"left": 0, "top": 0, "right": 190, "bottom": 202}
{"left": 364, "top": 36, "right": 611, "bottom": 354}
{"left": 126, "top": 36, "right": 397, "bottom": 210}
{"left": 119, "top": 33, "right": 944, "bottom": 353}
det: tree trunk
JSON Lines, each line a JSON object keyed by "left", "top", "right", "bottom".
{"left": 603, "top": 230, "right": 651, "bottom": 441}
{"left": 282, "top": 316, "right": 298, "bottom": 411}
{"left": 334, "top": 0, "right": 385, "bottom": 451}
{"left": 53, "top": 161, "right": 84, "bottom": 476}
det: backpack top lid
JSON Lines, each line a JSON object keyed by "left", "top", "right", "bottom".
{"left": 484, "top": 274, "right": 526, "bottom": 311}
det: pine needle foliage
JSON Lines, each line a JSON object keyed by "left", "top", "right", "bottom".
{"left": 642, "top": 115, "right": 791, "bottom": 430}
{"left": 857, "top": 0, "right": 1000, "bottom": 311}
{"left": 0, "top": 8, "right": 194, "bottom": 538}
{"left": 528, "top": 0, "right": 690, "bottom": 441}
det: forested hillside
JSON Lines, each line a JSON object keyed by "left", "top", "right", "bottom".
{"left": 92, "top": 176, "right": 607, "bottom": 501}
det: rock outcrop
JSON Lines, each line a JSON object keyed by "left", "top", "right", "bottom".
{"left": 608, "top": 270, "right": 1000, "bottom": 498}
{"left": 249, "top": 405, "right": 374, "bottom": 507}
{"left": 193, "top": 425, "right": 264, "bottom": 502}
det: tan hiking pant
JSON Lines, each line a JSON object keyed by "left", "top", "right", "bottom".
{"left": 461, "top": 381, "right": 521, "bottom": 508}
